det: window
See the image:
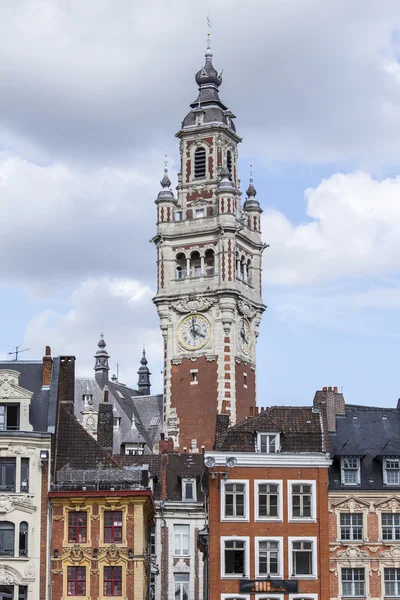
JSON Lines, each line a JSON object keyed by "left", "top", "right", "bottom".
{"left": 190, "top": 370, "right": 198, "bottom": 385}
{"left": 67, "top": 566, "right": 86, "bottom": 596}
{"left": 195, "top": 208, "right": 205, "bottom": 219}
{"left": 224, "top": 482, "right": 247, "bottom": 519}
{"left": 255, "top": 538, "right": 282, "bottom": 577}
{"left": 176, "top": 253, "right": 186, "bottom": 280}
{"left": 290, "top": 540, "right": 315, "bottom": 577}
{"left": 340, "top": 513, "right": 363, "bottom": 540}
{"left": 341, "top": 568, "right": 365, "bottom": 597}
{"left": 150, "top": 573, "right": 156, "bottom": 600}
{"left": 19, "top": 587, "right": 28, "bottom": 600}
{"left": 205, "top": 249, "right": 215, "bottom": 276}
{"left": 190, "top": 251, "right": 201, "bottom": 277}
{"left": 0, "top": 587, "right": 27, "bottom": 600}
{"left": 0, "top": 404, "right": 19, "bottom": 430}
{"left": 227, "top": 150, "right": 233, "bottom": 175}
{"left": 68, "top": 512, "right": 87, "bottom": 543}
{"left": 0, "top": 458, "right": 16, "bottom": 492}
{"left": 382, "top": 513, "right": 400, "bottom": 541}
{"left": 384, "top": 458, "right": 400, "bottom": 485}
{"left": 255, "top": 481, "right": 281, "bottom": 520}
{"left": 243, "top": 374, "right": 247, "bottom": 388}
{"left": 20, "top": 458, "right": 29, "bottom": 493}
{"left": 384, "top": 568, "right": 400, "bottom": 597}
{"left": 149, "top": 526, "right": 156, "bottom": 556}
{"left": 289, "top": 482, "right": 315, "bottom": 520}
{"left": 182, "top": 478, "right": 196, "bottom": 502}
{"left": 113, "top": 417, "right": 121, "bottom": 428}
{"left": 149, "top": 416, "right": 161, "bottom": 428}
{"left": 19, "top": 522, "right": 28, "bottom": 557}
{"left": 222, "top": 538, "right": 249, "bottom": 577}
{"left": 104, "top": 511, "right": 122, "bottom": 543}
{"left": 194, "top": 148, "right": 206, "bottom": 178}
{"left": 341, "top": 457, "right": 361, "bottom": 485}
{"left": 175, "top": 211, "right": 182, "bottom": 221}
{"left": 257, "top": 433, "right": 279, "bottom": 454}
{"left": 0, "top": 522, "right": 14, "bottom": 556}
{"left": 174, "top": 525, "right": 189, "bottom": 556}
{"left": 104, "top": 566, "right": 122, "bottom": 596}
{"left": 174, "top": 574, "right": 189, "bottom": 600}
{"left": 124, "top": 444, "right": 144, "bottom": 455}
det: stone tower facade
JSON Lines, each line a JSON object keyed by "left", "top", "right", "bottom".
{"left": 153, "top": 40, "right": 266, "bottom": 450}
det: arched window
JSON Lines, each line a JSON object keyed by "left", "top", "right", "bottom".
{"left": 190, "top": 251, "right": 201, "bottom": 277}
{"left": 246, "top": 259, "right": 251, "bottom": 284}
{"left": 176, "top": 253, "right": 186, "bottom": 280}
{"left": 194, "top": 148, "right": 206, "bottom": 179}
{"left": 239, "top": 256, "right": 246, "bottom": 281}
{"left": 205, "top": 249, "right": 215, "bottom": 276}
{"left": 19, "top": 521, "right": 28, "bottom": 557}
{"left": 0, "top": 521, "right": 14, "bottom": 556}
{"left": 227, "top": 150, "right": 232, "bottom": 175}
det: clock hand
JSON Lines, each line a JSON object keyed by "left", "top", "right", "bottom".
{"left": 196, "top": 331, "right": 205, "bottom": 339}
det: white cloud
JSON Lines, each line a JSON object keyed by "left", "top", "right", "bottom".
{"left": 262, "top": 171, "right": 400, "bottom": 285}
{"left": 22, "top": 276, "right": 163, "bottom": 390}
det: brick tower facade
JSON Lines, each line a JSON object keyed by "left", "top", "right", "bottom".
{"left": 153, "top": 38, "right": 266, "bottom": 451}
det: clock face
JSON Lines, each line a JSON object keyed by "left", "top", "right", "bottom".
{"left": 178, "top": 314, "right": 211, "bottom": 351}
{"left": 238, "top": 318, "right": 251, "bottom": 355}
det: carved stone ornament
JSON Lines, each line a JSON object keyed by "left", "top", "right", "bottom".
{"left": 380, "top": 546, "right": 400, "bottom": 564}
{"left": 337, "top": 546, "right": 369, "bottom": 563}
{"left": 0, "top": 494, "right": 35, "bottom": 514}
{"left": 237, "top": 299, "right": 256, "bottom": 320}
{"left": 173, "top": 296, "right": 216, "bottom": 314}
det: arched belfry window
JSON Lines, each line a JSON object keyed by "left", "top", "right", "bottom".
{"left": 190, "top": 251, "right": 201, "bottom": 277}
{"left": 176, "top": 253, "right": 186, "bottom": 280}
{"left": 194, "top": 148, "right": 206, "bottom": 179}
{"left": 205, "top": 249, "right": 215, "bottom": 276}
{"left": 227, "top": 150, "right": 233, "bottom": 175}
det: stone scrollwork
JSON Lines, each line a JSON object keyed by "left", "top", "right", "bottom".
{"left": 237, "top": 299, "right": 256, "bottom": 320}
{"left": 173, "top": 296, "right": 216, "bottom": 314}
{"left": 380, "top": 546, "right": 400, "bottom": 565}
{"left": 0, "top": 494, "right": 35, "bottom": 514}
{"left": 337, "top": 546, "right": 369, "bottom": 564}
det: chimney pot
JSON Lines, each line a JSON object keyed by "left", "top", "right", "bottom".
{"left": 255, "top": 407, "right": 259, "bottom": 415}
{"left": 322, "top": 387, "right": 327, "bottom": 392}
{"left": 104, "top": 390, "right": 109, "bottom": 403}
{"left": 249, "top": 406, "right": 254, "bottom": 417}
{"left": 333, "top": 386, "right": 338, "bottom": 393}
{"left": 45, "top": 346, "right": 51, "bottom": 356}
{"left": 328, "top": 386, "right": 332, "bottom": 391}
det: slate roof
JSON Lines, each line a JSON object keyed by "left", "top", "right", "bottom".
{"left": 0, "top": 359, "right": 60, "bottom": 433}
{"left": 165, "top": 453, "right": 205, "bottom": 503}
{"left": 215, "top": 406, "right": 328, "bottom": 453}
{"left": 74, "top": 377, "right": 163, "bottom": 455}
{"left": 329, "top": 405, "right": 400, "bottom": 491}
{"left": 115, "top": 454, "right": 166, "bottom": 500}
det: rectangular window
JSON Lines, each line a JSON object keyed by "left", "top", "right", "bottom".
{"left": 175, "top": 211, "right": 182, "bottom": 222}
{"left": 384, "top": 568, "right": 400, "bottom": 597}
{"left": 67, "top": 566, "right": 86, "bottom": 596}
{"left": 340, "top": 513, "right": 363, "bottom": 540}
{"left": 341, "top": 457, "right": 361, "bottom": 485}
{"left": 224, "top": 483, "right": 245, "bottom": 518}
{"left": 0, "top": 523, "right": 15, "bottom": 556}
{"left": 258, "top": 540, "right": 280, "bottom": 576}
{"left": 104, "top": 566, "right": 122, "bottom": 596}
{"left": 182, "top": 479, "right": 196, "bottom": 501}
{"left": 0, "top": 458, "right": 16, "bottom": 492}
{"left": 258, "top": 433, "right": 279, "bottom": 453}
{"left": 68, "top": 512, "right": 87, "bottom": 544}
{"left": 291, "top": 484, "right": 312, "bottom": 518}
{"left": 174, "top": 573, "right": 189, "bottom": 600}
{"left": 341, "top": 568, "right": 365, "bottom": 597}
{"left": 113, "top": 417, "right": 120, "bottom": 428}
{"left": 195, "top": 208, "right": 205, "bottom": 219}
{"left": 174, "top": 525, "right": 189, "bottom": 556}
{"left": 19, "top": 587, "right": 28, "bottom": 600}
{"left": 384, "top": 458, "right": 400, "bottom": 485}
{"left": 149, "top": 527, "right": 156, "bottom": 556}
{"left": 104, "top": 511, "right": 123, "bottom": 543}
{"left": 20, "top": 458, "right": 29, "bottom": 493}
{"left": 257, "top": 483, "right": 279, "bottom": 519}
{"left": 224, "top": 540, "right": 246, "bottom": 576}
{"left": 291, "top": 541, "right": 314, "bottom": 577}
{"left": 0, "top": 404, "right": 20, "bottom": 431}
{"left": 190, "top": 370, "right": 198, "bottom": 385}
{"left": 382, "top": 513, "right": 400, "bottom": 541}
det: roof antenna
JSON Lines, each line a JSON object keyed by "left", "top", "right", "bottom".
{"left": 6, "top": 345, "right": 29, "bottom": 361}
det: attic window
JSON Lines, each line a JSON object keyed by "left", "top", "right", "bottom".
{"left": 257, "top": 433, "right": 280, "bottom": 454}
{"left": 194, "top": 148, "right": 206, "bottom": 178}
{"left": 125, "top": 444, "right": 144, "bottom": 456}
{"left": 340, "top": 457, "right": 361, "bottom": 485}
{"left": 113, "top": 417, "right": 121, "bottom": 429}
{"left": 149, "top": 417, "right": 161, "bottom": 428}
{"left": 182, "top": 478, "right": 196, "bottom": 502}
{"left": 383, "top": 458, "right": 400, "bottom": 485}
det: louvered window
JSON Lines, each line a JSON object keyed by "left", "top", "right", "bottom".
{"left": 194, "top": 148, "right": 206, "bottom": 178}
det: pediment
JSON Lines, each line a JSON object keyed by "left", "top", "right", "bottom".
{"left": 0, "top": 371, "right": 33, "bottom": 401}
{"left": 374, "top": 496, "right": 400, "bottom": 511}
{"left": 331, "top": 496, "right": 370, "bottom": 510}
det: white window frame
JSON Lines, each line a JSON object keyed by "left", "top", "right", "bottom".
{"left": 221, "top": 596, "right": 250, "bottom": 600}
{"left": 340, "top": 566, "right": 366, "bottom": 598}
{"left": 220, "top": 536, "right": 250, "bottom": 579}
{"left": 255, "top": 536, "right": 283, "bottom": 578}
{"left": 381, "top": 512, "right": 400, "bottom": 542}
{"left": 182, "top": 477, "right": 196, "bottom": 502}
{"left": 254, "top": 480, "right": 283, "bottom": 522}
{"left": 288, "top": 537, "right": 318, "bottom": 579}
{"left": 195, "top": 207, "right": 205, "bottom": 219}
{"left": 340, "top": 456, "right": 361, "bottom": 485}
{"left": 256, "top": 595, "right": 284, "bottom": 600}
{"left": 289, "top": 595, "right": 318, "bottom": 600}
{"left": 174, "top": 573, "right": 189, "bottom": 600}
{"left": 383, "top": 458, "right": 400, "bottom": 485}
{"left": 173, "top": 524, "right": 190, "bottom": 557}
{"left": 287, "top": 481, "right": 316, "bottom": 522}
{"left": 256, "top": 433, "right": 280, "bottom": 454}
{"left": 339, "top": 512, "right": 364, "bottom": 541}
{"left": 221, "top": 479, "right": 250, "bottom": 522}
{"left": 190, "top": 369, "right": 198, "bottom": 385}
{"left": 383, "top": 566, "right": 400, "bottom": 598}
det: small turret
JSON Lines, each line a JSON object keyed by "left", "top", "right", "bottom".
{"left": 243, "top": 166, "right": 262, "bottom": 232}
{"left": 137, "top": 349, "right": 151, "bottom": 395}
{"left": 155, "top": 157, "right": 177, "bottom": 224}
{"left": 94, "top": 333, "right": 110, "bottom": 387}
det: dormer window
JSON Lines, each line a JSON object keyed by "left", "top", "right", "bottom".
{"left": 194, "top": 148, "right": 206, "bottom": 178}
{"left": 340, "top": 456, "right": 361, "bottom": 485}
{"left": 383, "top": 458, "right": 400, "bottom": 485}
{"left": 0, "top": 404, "right": 19, "bottom": 431}
{"left": 257, "top": 433, "right": 280, "bottom": 454}
{"left": 182, "top": 478, "right": 196, "bottom": 502}
{"left": 113, "top": 417, "right": 121, "bottom": 429}
{"left": 124, "top": 444, "right": 144, "bottom": 456}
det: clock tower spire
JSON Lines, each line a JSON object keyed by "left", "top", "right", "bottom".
{"left": 153, "top": 39, "right": 266, "bottom": 450}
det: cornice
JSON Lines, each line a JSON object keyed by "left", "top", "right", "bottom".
{"left": 205, "top": 451, "right": 332, "bottom": 468}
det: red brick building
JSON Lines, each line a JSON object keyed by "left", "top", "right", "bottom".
{"left": 202, "top": 406, "right": 332, "bottom": 600}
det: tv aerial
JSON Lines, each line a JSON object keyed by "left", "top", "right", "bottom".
{"left": 5, "top": 345, "right": 30, "bottom": 361}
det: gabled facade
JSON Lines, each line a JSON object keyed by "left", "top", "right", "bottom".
{"left": 203, "top": 406, "right": 332, "bottom": 600}
{"left": 317, "top": 387, "right": 400, "bottom": 600}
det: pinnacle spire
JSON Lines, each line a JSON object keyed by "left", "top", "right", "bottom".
{"left": 157, "top": 155, "right": 176, "bottom": 202}
{"left": 246, "top": 164, "right": 257, "bottom": 198}
{"left": 94, "top": 332, "right": 110, "bottom": 386}
{"left": 137, "top": 348, "right": 151, "bottom": 395}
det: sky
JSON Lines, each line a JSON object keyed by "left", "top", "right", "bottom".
{"left": 1, "top": 0, "right": 400, "bottom": 408}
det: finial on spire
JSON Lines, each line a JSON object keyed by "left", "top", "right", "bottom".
{"left": 246, "top": 164, "right": 257, "bottom": 198}
{"left": 160, "top": 155, "right": 171, "bottom": 189}
{"left": 206, "top": 32, "right": 212, "bottom": 58}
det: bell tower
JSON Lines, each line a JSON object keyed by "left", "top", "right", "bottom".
{"left": 153, "top": 38, "right": 266, "bottom": 450}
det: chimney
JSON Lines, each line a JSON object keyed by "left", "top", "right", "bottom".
{"left": 214, "top": 414, "right": 229, "bottom": 450}
{"left": 42, "top": 346, "right": 52, "bottom": 387}
{"left": 255, "top": 407, "right": 259, "bottom": 415}
{"left": 97, "top": 388, "right": 113, "bottom": 455}
{"left": 58, "top": 356, "right": 76, "bottom": 414}
{"left": 159, "top": 436, "right": 174, "bottom": 454}
{"left": 249, "top": 406, "right": 254, "bottom": 417}
{"left": 313, "top": 386, "right": 345, "bottom": 432}
{"left": 397, "top": 399, "right": 400, "bottom": 411}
